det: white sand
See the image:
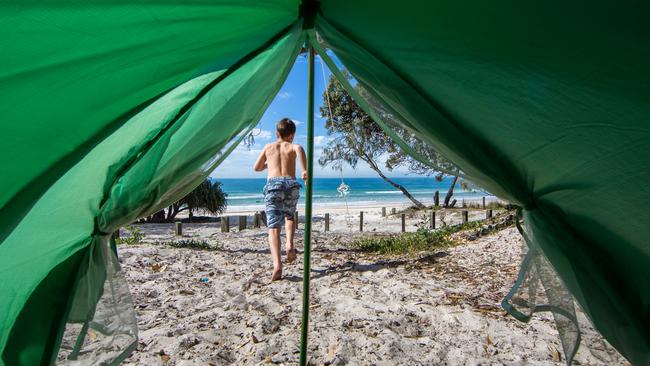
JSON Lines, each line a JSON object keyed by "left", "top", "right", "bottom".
{"left": 118, "top": 209, "right": 626, "bottom": 365}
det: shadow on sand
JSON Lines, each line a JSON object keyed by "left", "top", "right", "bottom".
{"left": 310, "top": 252, "right": 448, "bottom": 279}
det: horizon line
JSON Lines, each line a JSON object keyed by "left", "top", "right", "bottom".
{"left": 210, "top": 176, "right": 443, "bottom": 179}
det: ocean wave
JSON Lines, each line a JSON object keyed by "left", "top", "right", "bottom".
{"left": 228, "top": 194, "right": 329, "bottom": 200}
{"left": 227, "top": 195, "right": 263, "bottom": 200}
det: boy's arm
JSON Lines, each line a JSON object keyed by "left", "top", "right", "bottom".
{"left": 253, "top": 146, "right": 267, "bottom": 172}
{"left": 296, "top": 144, "right": 308, "bottom": 181}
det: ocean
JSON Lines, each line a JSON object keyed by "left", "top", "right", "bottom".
{"left": 213, "top": 177, "right": 492, "bottom": 209}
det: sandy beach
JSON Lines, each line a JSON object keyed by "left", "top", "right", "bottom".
{"left": 118, "top": 207, "right": 626, "bottom": 365}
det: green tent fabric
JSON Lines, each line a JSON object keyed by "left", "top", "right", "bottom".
{"left": 1, "top": 1, "right": 649, "bottom": 365}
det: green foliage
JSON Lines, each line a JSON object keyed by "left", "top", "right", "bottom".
{"left": 384, "top": 130, "right": 460, "bottom": 180}
{"left": 318, "top": 72, "right": 392, "bottom": 172}
{"left": 182, "top": 179, "right": 227, "bottom": 216}
{"left": 158, "top": 179, "right": 228, "bottom": 222}
{"left": 115, "top": 225, "right": 145, "bottom": 245}
{"left": 318, "top": 73, "right": 459, "bottom": 180}
{"left": 352, "top": 229, "right": 453, "bottom": 255}
{"left": 319, "top": 74, "right": 428, "bottom": 208}
{"left": 459, "top": 200, "right": 507, "bottom": 209}
{"left": 351, "top": 220, "right": 484, "bottom": 255}
{"left": 154, "top": 239, "right": 222, "bottom": 251}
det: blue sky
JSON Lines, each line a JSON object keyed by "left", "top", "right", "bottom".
{"left": 211, "top": 54, "right": 412, "bottom": 179}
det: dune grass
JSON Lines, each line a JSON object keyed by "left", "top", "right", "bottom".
{"left": 350, "top": 221, "right": 483, "bottom": 255}
{"left": 154, "top": 239, "right": 222, "bottom": 251}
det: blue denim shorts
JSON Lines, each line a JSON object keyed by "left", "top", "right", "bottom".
{"left": 263, "top": 177, "right": 301, "bottom": 228}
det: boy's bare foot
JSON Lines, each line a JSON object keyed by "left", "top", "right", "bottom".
{"left": 287, "top": 248, "right": 297, "bottom": 263}
{"left": 271, "top": 268, "right": 282, "bottom": 281}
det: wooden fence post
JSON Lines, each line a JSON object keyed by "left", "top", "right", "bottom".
{"left": 391, "top": 208, "right": 396, "bottom": 215}
{"left": 175, "top": 222, "right": 182, "bottom": 236}
{"left": 430, "top": 211, "right": 436, "bottom": 229}
{"left": 482, "top": 196, "right": 486, "bottom": 209}
{"left": 486, "top": 209, "right": 493, "bottom": 219}
{"left": 401, "top": 213, "right": 406, "bottom": 232}
{"left": 221, "top": 216, "right": 230, "bottom": 233}
{"left": 434, "top": 191, "right": 440, "bottom": 207}
{"left": 359, "top": 211, "right": 364, "bottom": 232}
{"left": 462, "top": 210, "right": 468, "bottom": 223}
{"left": 324, "top": 213, "right": 330, "bottom": 232}
{"left": 260, "top": 211, "right": 267, "bottom": 227}
{"left": 381, "top": 207, "right": 386, "bottom": 217}
{"left": 462, "top": 198, "right": 466, "bottom": 208}
{"left": 254, "top": 212, "right": 260, "bottom": 228}
{"left": 238, "top": 216, "right": 246, "bottom": 231}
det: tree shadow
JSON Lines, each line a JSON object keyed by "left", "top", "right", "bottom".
{"left": 222, "top": 246, "right": 367, "bottom": 256}
{"left": 310, "top": 251, "right": 448, "bottom": 279}
{"left": 281, "top": 275, "right": 303, "bottom": 283}
{"left": 222, "top": 248, "right": 271, "bottom": 255}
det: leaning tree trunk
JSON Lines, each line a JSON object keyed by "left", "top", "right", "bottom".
{"left": 148, "top": 209, "right": 166, "bottom": 223}
{"left": 367, "top": 159, "right": 425, "bottom": 209}
{"left": 166, "top": 203, "right": 184, "bottom": 222}
{"left": 443, "top": 175, "right": 459, "bottom": 207}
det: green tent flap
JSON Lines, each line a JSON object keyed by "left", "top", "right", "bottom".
{"left": 1, "top": 1, "right": 649, "bottom": 365}
{"left": 313, "top": 2, "right": 650, "bottom": 363}
{"left": 0, "top": 1, "right": 299, "bottom": 242}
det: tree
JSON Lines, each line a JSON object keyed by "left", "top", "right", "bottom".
{"left": 384, "top": 134, "right": 460, "bottom": 207}
{"left": 146, "top": 179, "right": 227, "bottom": 222}
{"left": 319, "top": 74, "right": 426, "bottom": 209}
{"left": 320, "top": 74, "right": 466, "bottom": 208}
{"left": 182, "top": 179, "right": 228, "bottom": 220}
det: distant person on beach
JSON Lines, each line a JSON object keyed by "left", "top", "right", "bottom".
{"left": 253, "top": 118, "right": 307, "bottom": 281}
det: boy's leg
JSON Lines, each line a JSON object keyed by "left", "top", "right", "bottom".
{"left": 264, "top": 181, "right": 285, "bottom": 281}
{"left": 285, "top": 217, "right": 296, "bottom": 262}
{"left": 285, "top": 184, "right": 300, "bottom": 263}
{"left": 268, "top": 227, "right": 282, "bottom": 280}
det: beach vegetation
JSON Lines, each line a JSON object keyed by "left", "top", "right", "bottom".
{"left": 154, "top": 239, "right": 221, "bottom": 251}
{"left": 319, "top": 73, "right": 467, "bottom": 209}
{"left": 350, "top": 228, "right": 451, "bottom": 254}
{"left": 351, "top": 212, "right": 516, "bottom": 255}
{"left": 144, "top": 179, "right": 227, "bottom": 223}
{"left": 318, "top": 73, "right": 426, "bottom": 209}
{"left": 115, "top": 225, "right": 145, "bottom": 245}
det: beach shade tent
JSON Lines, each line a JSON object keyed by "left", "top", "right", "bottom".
{"left": 0, "top": 0, "right": 649, "bottom": 365}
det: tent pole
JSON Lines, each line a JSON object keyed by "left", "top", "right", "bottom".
{"left": 299, "top": 43, "right": 315, "bottom": 366}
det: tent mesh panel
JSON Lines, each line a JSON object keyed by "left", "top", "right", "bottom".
{"left": 57, "top": 238, "right": 137, "bottom": 365}
{"left": 313, "top": 33, "right": 462, "bottom": 179}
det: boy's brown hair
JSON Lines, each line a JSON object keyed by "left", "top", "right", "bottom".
{"left": 276, "top": 118, "right": 296, "bottom": 139}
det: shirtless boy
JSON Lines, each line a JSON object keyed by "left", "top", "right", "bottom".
{"left": 253, "top": 118, "right": 307, "bottom": 281}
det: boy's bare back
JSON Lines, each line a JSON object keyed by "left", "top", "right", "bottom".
{"left": 254, "top": 138, "right": 307, "bottom": 181}
{"left": 263, "top": 141, "right": 300, "bottom": 179}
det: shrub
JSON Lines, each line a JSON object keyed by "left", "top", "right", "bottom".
{"left": 154, "top": 239, "right": 222, "bottom": 251}
{"left": 115, "top": 225, "right": 145, "bottom": 245}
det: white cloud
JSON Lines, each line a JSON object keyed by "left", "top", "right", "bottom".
{"left": 277, "top": 91, "right": 291, "bottom": 100}
{"left": 256, "top": 129, "right": 273, "bottom": 140}
{"left": 292, "top": 119, "right": 304, "bottom": 126}
{"left": 314, "top": 135, "right": 329, "bottom": 146}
